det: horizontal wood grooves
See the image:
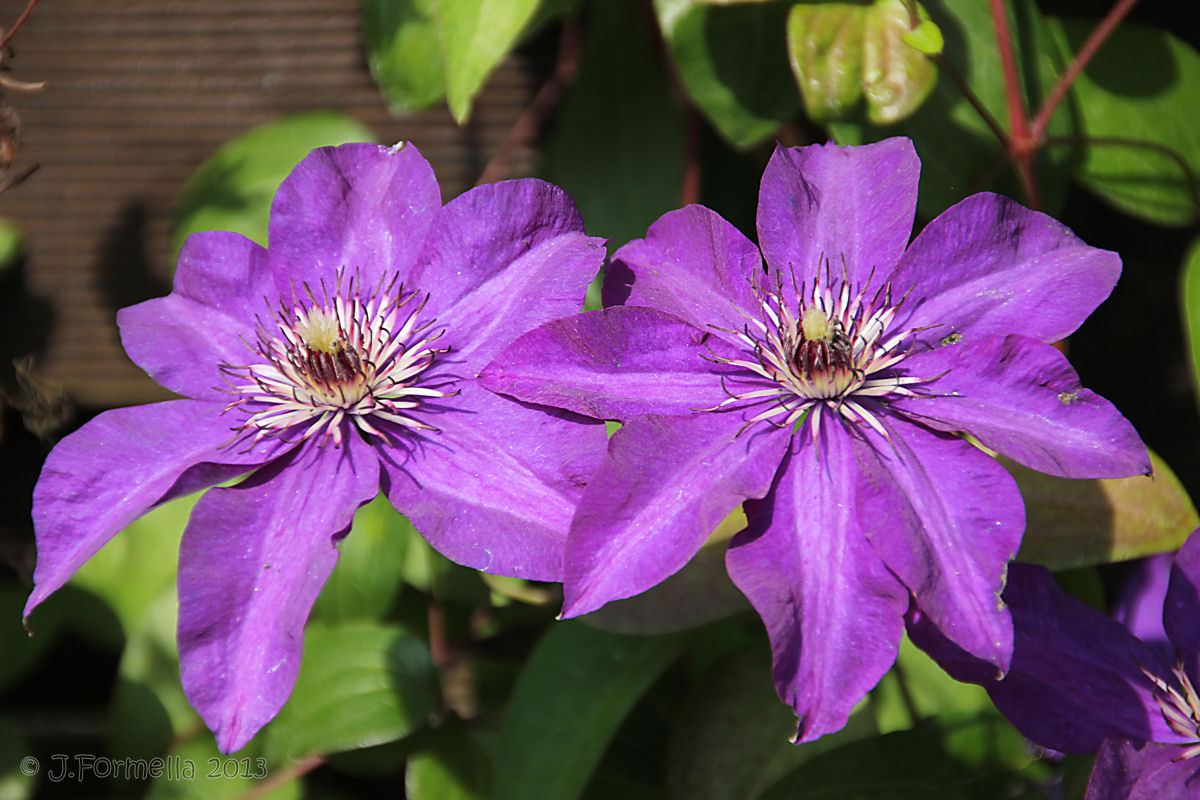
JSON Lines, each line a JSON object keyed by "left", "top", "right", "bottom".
{"left": 0, "top": 0, "right": 537, "bottom": 407}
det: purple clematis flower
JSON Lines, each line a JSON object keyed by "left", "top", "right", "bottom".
{"left": 24, "top": 142, "right": 606, "bottom": 753}
{"left": 909, "top": 531, "right": 1200, "bottom": 799}
{"left": 479, "top": 137, "right": 1149, "bottom": 740}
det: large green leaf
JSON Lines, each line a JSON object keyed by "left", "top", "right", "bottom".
{"left": 757, "top": 730, "right": 968, "bottom": 800}
{"left": 172, "top": 111, "right": 376, "bottom": 255}
{"left": 1183, "top": 234, "right": 1200, "bottom": 401}
{"left": 831, "top": 0, "right": 1073, "bottom": 218}
{"left": 0, "top": 718, "right": 34, "bottom": 800}
{"left": 1012, "top": 449, "right": 1198, "bottom": 570}
{"left": 1051, "top": 20, "right": 1200, "bottom": 226}
{"left": 71, "top": 492, "right": 199, "bottom": 634}
{"left": 665, "top": 648, "right": 876, "bottom": 800}
{"left": 108, "top": 592, "right": 197, "bottom": 761}
{"left": 492, "top": 622, "right": 686, "bottom": 800}
{"left": 540, "top": 0, "right": 687, "bottom": 251}
{"left": 262, "top": 622, "right": 437, "bottom": 761}
{"left": 657, "top": 0, "right": 799, "bottom": 149}
{"left": 313, "top": 495, "right": 411, "bottom": 623}
{"left": 362, "top": 0, "right": 447, "bottom": 113}
{"left": 405, "top": 721, "right": 490, "bottom": 800}
{"left": 584, "top": 507, "right": 748, "bottom": 634}
{"left": 147, "top": 737, "right": 296, "bottom": 800}
{"left": 435, "top": 0, "right": 541, "bottom": 123}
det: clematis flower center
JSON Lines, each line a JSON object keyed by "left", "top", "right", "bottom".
{"left": 221, "top": 270, "right": 456, "bottom": 448}
{"left": 1144, "top": 660, "right": 1200, "bottom": 759}
{"left": 705, "top": 260, "right": 931, "bottom": 438}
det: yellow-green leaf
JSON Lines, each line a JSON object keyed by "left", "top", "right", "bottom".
{"left": 1013, "top": 450, "right": 1198, "bottom": 569}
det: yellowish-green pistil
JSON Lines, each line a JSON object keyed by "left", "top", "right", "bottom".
{"left": 221, "top": 270, "right": 456, "bottom": 448}
{"left": 705, "top": 261, "right": 931, "bottom": 439}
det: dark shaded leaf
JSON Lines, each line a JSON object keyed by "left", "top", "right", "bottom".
{"left": 1051, "top": 20, "right": 1200, "bottom": 226}
{"left": 493, "top": 621, "right": 686, "bottom": 800}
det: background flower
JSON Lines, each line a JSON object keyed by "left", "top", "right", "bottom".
{"left": 910, "top": 529, "right": 1200, "bottom": 799}
{"left": 481, "top": 137, "right": 1148, "bottom": 740}
{"left": 24, "top": 142, "right": 607, "bottom": 752}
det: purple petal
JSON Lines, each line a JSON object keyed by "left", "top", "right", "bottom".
{"left": 267, "top": 142, "right": 442, "bottom": 296}
{"left": 1114, "top": 553, "right": 1173, "bottom": 648}
{"left": 859, "top": 417, "right": 1022, "bottom": 671}
{"left": 478, "top": 306, "right": 738, "bottom": 420}
{"left": 605, "top": 205, "right": 763, "bottom": 338}
{"left": 1086, "top": 739, "right": 1200, "bottom": 800}
{"left": 379, "top": 382, "right": 605, "bottom": 582}
{"left": 891, "top": 192, "right": 1121, "bottom": 345}
{"left": 726, "top": 420, "right": 908, "bottom": 742}
{"left": 118, "top": 232, "right": 272, "bottom": 401}
{"left": 909, "top": 564, "right": 1181, "bottom": 752}
{"left": 434, "top": 231, "right": 607, "bottom": 369}
{"left": 178, "top": 435, "right": 380, "bottom": 754}
{"left": 756, "top": 139, "right": 918, "bottom": 288}
{"left": 892, "top": 335, "right": 1149, "bottom": 478}
{"left": 412, "top": 180, "right": 602, "bottom": 360}
{"left": 25, "top": 401, "right": 290, "bottom": 620}
{"left": 561, "top": 411, "right": 791, "bottom": 618}
{"left": 1165, "top": 528, "right": 1200, "bottom": 669}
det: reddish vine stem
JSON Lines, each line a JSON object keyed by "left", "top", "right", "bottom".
{"left": 987, "top": 0, "right": 1039, "bottom": 208}
{"left": 475, "top": 17, "right": 582, "bottom": 185}
{"left": 237, "top": 753, "right": 324, "bottom": 800}
{"left": 680, "top": 107, "right": 701, "bottom": 207}
{"left": 1, "top": 0, "right": 40, "bottom": 48}
{"left": 1030, "top": 0, "right": 1139, "bottom": 143}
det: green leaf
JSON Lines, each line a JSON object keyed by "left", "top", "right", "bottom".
{"left": 831, "top": 0, "right": 1073, "bottom": 218}
{"left": 862, "top": 0, "right": 939, "bottom": 124}
{"left": 108, "top": 592, "right": 198, "bottom": 761}
{"left": 314, "top": 495, "right": 410, "bottom": 623}
{"left": 666, "top": 648, "right": 876, "bottom": 800}
{"left": 172, "top": 111, "right": 376, "bottom": 255}
{"left": 0, "top": 718, "right": 34, "bottom": 800}
{"left": 435, "top": 0, "right": 541, "bottom": 123}
{"left": 406, "top": 721, "right": 490, "bottom": 800}
{"left": 493, "top": 622, "right": 686, "bottom": 800}
{"left": 1183, "top": 234, "right": 1200, "bottom": 399}
{"left": 903, "top": 19, "right": 944, "bottom": 56}
{"left": 1012, "top": 449, "right": 1198, "bottom": 570}
{"left": 758, "top": 730, "right": 969, "bottom": 800}
{"left": 786, "top": 3, "right": 867, "bottom": 123}
{"left": 657, "top": 0, "right": 799, "bottom": 149}
{"left": 0, "top": 585, "right": 58, "bottom": 692}
{"left": 262, "top": 622, "right": 437, "bottom": 761}
{"left": 872, "top": 636, "right": 993, "bottom": 735}
{"left": 584, "top": 507, "right": 749, "bottom": 634}
{"left": 71, "top": 492, "right": 199, "bottom": 634}
{"left": 540, "top": 0, "right": 687, "bottom": 251}
{"left": 0, "top": 217, "right": 23, "bottom": 272}
{"left": 1051, "top": 19, "right": 1200, "bottom": 226}
{"left": 786, "top": 0, "right": 937, "bottom": 126}
{"left": 147, "top": 737, "right": 295, "bottom": 800}
{"left": 362, "top": 0, "right": 447, "bottom": 113}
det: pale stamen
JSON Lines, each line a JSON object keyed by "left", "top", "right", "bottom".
{"left": 703, "top": 259, "right": 936, "bottom": 439}
{"left": 220, "top": 268, "right": 457, "bottom": 448}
